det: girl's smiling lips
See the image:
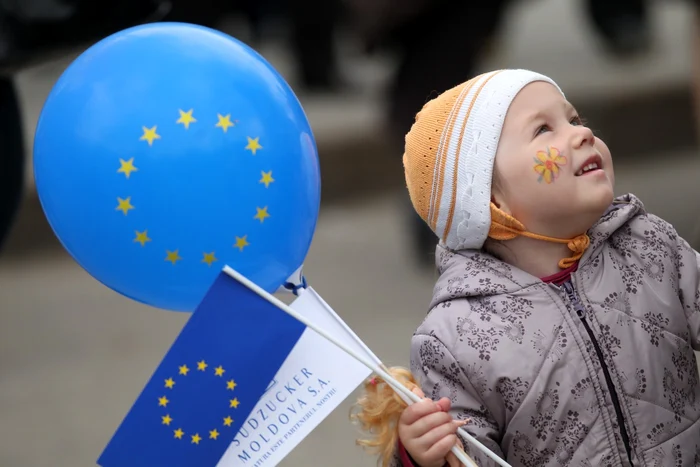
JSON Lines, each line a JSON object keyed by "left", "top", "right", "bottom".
{"left": 575, "top": 154, "right": 603, "bottom": 176}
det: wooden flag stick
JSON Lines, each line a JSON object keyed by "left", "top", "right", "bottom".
{"left": 223, "top": 266, "right": 511, "bottom": 467}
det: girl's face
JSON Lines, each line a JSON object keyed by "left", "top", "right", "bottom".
{"left": 492, "top": 81, "right": 615, "bottom": 238}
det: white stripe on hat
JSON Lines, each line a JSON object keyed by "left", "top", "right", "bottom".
{"left": 427, "top": 80, "right": 472, "bottom": 229}
{"left": 433, "top": 71, "right": 499, "bottom": 239}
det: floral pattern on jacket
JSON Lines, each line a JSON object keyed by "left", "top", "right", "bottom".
{"left": 398, "top": 194, "right": 700, "bottom": 467}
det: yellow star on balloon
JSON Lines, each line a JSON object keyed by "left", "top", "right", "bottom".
{"left": 209, "top": 429, "right": 220, "bottom": 440}
{"left": 197, "top": 360, "right": 208, "bottom": 371}
{"left": 216, "top": 113, "right": 235, "bottom": 133}
{"left": 179, "top": 364, "right": 190, "bottom": 376}
{"left": 234, "top": 235, "right": 249, "bottom": 251}
{"left": 134, "top": 230, "right": 151, "bottom": 247}
{"left": 164, "top": 377, "right": 175, "bottom": 389}
{"left": 158, "top": 396, "right": 169, "bottom": 407}
{"left": 230, "top": 398, "right": 240, "bottom": 409}
{"left": 174, "top": 428, "right": 184, "bottom": 439}
{"left": 214, "top": 366, "right": 225, "bottom": 377}
{"left": 259, "top": 170, "right": 274, "bottom": 188}
{"left": 117, "top": 158, "right": 138, "bottom": 178}
{"left": 254, "top": 206, "right": 270, "bottom": 223}
{"left": 223, "top": 416, "right": 233, "bottom": 427}
{"left": 176, "top": 109, "right": 197, "bottom": 129}
{"left": 116, "top": 197, "right": 134, "bottom": 215}
{"left": 162, "top": 414, "right": 173, "bottom": 426}
{"left": 191, "top": 433, "right": 202, "bottom": 445}
{"left": 202, "top": 252, "right": 217, "bottom": 266}
{"left": 140, "top": 126, "right": 160, "bottom": 146}
{"left": 226, "top": 380, "right": 237, "bottom": 391}
{"left": 245, "top": 136, "right": 263, "bottom": 155}
{"left": 165, "top": 250, "right": 182, "bottom": 265}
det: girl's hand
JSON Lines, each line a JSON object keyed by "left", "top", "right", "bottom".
{"left": 398, "top": 387, "right": 467, "bottom": 467}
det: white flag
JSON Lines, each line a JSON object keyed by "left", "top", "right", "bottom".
{"left": 217, "top": 287, "right": 373, "bottom": 466}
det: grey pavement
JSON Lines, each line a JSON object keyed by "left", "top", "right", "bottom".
{"left": 3, "top": 0, "right": 700, "bottom": 466}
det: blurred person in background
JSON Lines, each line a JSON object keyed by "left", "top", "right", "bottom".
{"left": 236, "top": 0, "right": 343, "bottom": 92}
{"left": 346, "top": 0, "right": 655, "bottom": 266}
{"left": 286, "top": 0, "right": 343, "bottom": 92}
{"left": 690, "top": 0, "right": 700, "bottom": 249}
{"left": 586, "top": 0, "right": 651, "bottom": 56}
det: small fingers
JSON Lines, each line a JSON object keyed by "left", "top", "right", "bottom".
{"left": 435, "top": 396, "right": 452, "bottom": 413}
{"left": 424, "top": 433, "right": 459, "bottom": 463}
{"left": 415, "top": 417, "right": 467, "bottom": 449}
{"left": 413, "top": 411, "right": 455, "bottom": 437}
{"left": 400, "top": 398, "right": 441, "bottom": 426}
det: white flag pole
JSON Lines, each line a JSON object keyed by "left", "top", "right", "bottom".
{"left": 296, "top": 287, "right": 417, "bottom": 407}
{"left": 290, "top": 285, "right": 498, "bottom": 465}
{"left": 279, "top": 268, "right": 408, "bottom": 394}
{"left": 223, "top": 266, "right": 511, "bottom": 467}
{"left": 297, "top": 288, "right": 423, "bottom": 406}
{"left": 273, "top": 271, "right": 508, "bottom": 466}
{"left": 301, "top": 287, "right": 383, "bottom": 365}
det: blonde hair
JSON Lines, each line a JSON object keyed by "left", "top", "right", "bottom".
{"left": 349, "top": 367, "right": 419, "bottom": 466}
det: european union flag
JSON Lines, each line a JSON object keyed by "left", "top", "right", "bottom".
{"left": 98, "top": 270, "right": 306, "bottom": 467}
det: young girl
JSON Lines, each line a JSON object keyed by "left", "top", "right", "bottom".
{"left": 351, "top": 69, "right": 700, "bottom": 467}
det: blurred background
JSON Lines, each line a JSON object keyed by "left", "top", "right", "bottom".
{"left": 1, "top": 0, "right": 700, "bottom": 465}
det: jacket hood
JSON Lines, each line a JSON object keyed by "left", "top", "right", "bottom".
{"left": 429, "top": 193, "right": 646, "bottom": 309}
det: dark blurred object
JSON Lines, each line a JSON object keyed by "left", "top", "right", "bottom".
{"left": 343, "top": 0, "right": 435, "bottom": 53}
{"left": 0, "top": 0, "right": 263, "bottom": 73}
{"left": 242, "top": 0, "right": 342, "bottom": 92}
{"left": 288, "top": 0, "right": 342, "bottom": 92}
{"left": 0, "top": 76, "right": 23, "bottom": 252}
{"left": 692, "top": 4, "right": 700, "bottom": 251}
{"left": 347, "top": 0, "right": 513, "bottom": 266}
{"left": 585, "top": 0, "right": 651, "bottom": 56}
{"left": 0, "top": 0, "right": 246, "bottom": 254}
{"left": 0, "top": 0, "right": 169, "bottom": 71}
{"left": 389, "top": 0, "right": 512, "bottom": 266}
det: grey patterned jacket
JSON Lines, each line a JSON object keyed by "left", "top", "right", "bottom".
{"left": 402, "top": 194, "right": 700, "bottom": 467}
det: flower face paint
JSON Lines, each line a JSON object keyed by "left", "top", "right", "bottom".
{"left": 533, "top": 146, "right": 567, "bottom": 183}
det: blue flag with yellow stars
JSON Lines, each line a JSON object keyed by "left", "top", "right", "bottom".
{"left": 97, "top": 270, "right": 306, "bottom": 467}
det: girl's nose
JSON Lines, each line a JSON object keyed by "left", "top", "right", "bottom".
{"left": 572, "top": 124, "right": 595, "bottom": 148}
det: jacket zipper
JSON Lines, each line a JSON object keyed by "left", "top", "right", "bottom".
{"left": 562, "top": 280, "right": 633, "bottom": 466}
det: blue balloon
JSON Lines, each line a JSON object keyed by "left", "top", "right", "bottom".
{"left": 33, "top": 23, "right": 321, "bottom": 312}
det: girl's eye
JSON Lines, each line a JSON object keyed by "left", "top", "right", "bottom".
{"left": 536, "top": 114, "right": 586, "bottom": 137}
{"left": 535, "top": 124, "right": 550, "bottom": 136}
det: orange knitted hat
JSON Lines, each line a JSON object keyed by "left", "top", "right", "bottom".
{"left": 403, "top": 69, "right": 590, "bottom": 266}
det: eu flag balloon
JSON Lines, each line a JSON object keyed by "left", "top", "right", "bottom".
{"left": 33, "top": 22, "right": 321, "bottom": 312}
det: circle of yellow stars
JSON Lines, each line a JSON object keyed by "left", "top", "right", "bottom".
{"left": 116, "top": 109, "right": 272, "bottom": 266}
{"left": 158, "top": 360, "right": 240, "bottom": 445}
